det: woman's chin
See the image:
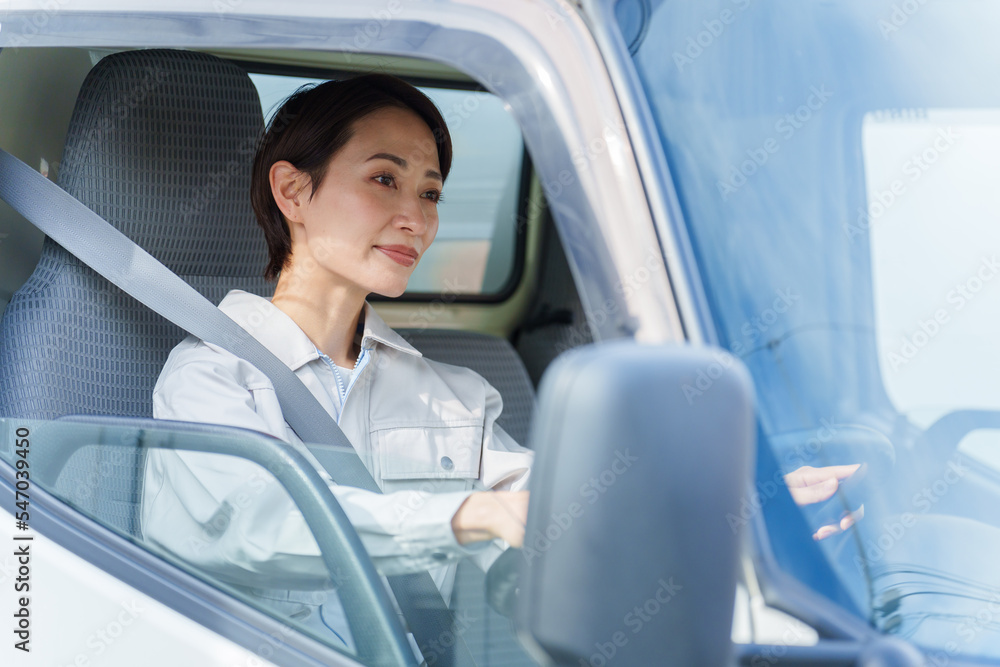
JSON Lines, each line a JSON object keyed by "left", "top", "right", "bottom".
{"left": 371, "top": 284, "right": 409, "bottom": 299}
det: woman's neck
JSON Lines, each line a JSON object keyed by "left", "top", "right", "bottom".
{"left": 270, "top": 264, "right": 366, "bottom": 368}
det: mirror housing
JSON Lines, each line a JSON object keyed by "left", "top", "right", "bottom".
{"left": 517, "top": 342, "right": 755, "bottom": 666}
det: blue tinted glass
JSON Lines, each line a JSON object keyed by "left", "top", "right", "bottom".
{"left": 620, "top": 0, "right": 1000, "bottom": 659}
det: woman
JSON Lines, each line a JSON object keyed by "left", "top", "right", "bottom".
{"left": 141, "top": 74, "right": 532, "bottom": 647}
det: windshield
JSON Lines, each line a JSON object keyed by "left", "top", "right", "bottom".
{"left": 619, "top": 0, "right": 1000, "bottom": 660}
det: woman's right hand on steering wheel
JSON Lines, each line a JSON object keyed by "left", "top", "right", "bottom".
{"left": 452, "top": 490, "right": 529, "bottom": 547}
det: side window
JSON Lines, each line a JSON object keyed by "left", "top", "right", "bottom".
{"left": 862, "top": 110, "right": 1000, "bottom": 469}
{"left": 250, "top": 73, "right": 526, "bottom": 299}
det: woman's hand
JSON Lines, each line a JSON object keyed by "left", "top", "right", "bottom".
{"left": 784, "top": 464, "right": 864, "bottom": 540}
{"left": 452, "top": 491, "right": 529, "bottom": 547}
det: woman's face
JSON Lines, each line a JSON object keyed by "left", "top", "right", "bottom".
{"left": 282, "top": 105, "right": 443, "bottom": 299}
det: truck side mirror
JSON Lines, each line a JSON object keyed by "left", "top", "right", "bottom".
{"left": 516, "top": 342, "right": 755, "bottom": 666}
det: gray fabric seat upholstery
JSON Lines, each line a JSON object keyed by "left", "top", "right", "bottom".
{"left": 0, "top": 49, "right": 269, "bottom": 422}
{"left": 0, "top": 49, "right": 268, "bottom": 534}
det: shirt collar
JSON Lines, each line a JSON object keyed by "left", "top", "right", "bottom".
{"left": 218, "top": 290, "right": 421, "bottom": 372}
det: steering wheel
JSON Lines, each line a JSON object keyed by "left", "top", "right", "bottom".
{"left": 484, "top": 547, "right": 523, "bottom": 618}
{"left": 914, "top": 409, "right": 1000, "bottom": 459}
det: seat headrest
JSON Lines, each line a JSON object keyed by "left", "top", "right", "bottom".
{"left": 58, "top": 49, "right": 268, "bottom": 277}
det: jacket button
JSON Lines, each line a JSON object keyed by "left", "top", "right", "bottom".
{"left": 440, "top": 456, "right": 454, "bottom": 471}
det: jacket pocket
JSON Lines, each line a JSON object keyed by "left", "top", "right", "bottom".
{"left": 376, "top": 424, "right": 483, "bottom": 481}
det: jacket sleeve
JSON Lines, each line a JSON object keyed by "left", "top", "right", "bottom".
{"left": 144, "top": 342, "right": 487, "bottom": 587}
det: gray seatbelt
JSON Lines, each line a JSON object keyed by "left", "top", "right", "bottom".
{"left": 0, "top": 148, "right": 473, "bottom": 666}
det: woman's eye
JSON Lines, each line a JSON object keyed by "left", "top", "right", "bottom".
{"left": 374, "top": 173, "right": 395, "bottom": 187}
{"left": 422, "top": 190, "right": 444, "bottom": 204}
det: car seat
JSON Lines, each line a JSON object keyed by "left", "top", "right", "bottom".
{"left": 0, "top": 49, "right": 269, "bottom": 535}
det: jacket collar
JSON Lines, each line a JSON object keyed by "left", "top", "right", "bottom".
{"left": 359, "top": 301, "right": 423, "bottom": 358}
{"left": 218, "top": 290, "right": 421, "bottom": 371}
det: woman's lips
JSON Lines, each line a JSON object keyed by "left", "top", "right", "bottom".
{"left": 376, "top": 245, "right": 418, "bottom": 267}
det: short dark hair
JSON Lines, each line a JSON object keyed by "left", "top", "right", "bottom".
{"left": 251, "top": 73, "right": 453, "bottom": 281}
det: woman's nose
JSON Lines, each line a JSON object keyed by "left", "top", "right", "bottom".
{"left": 394, "top": 195, "right": 430, "bottom": 234}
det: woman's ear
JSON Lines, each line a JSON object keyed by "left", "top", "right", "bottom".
{"left": 269, "top": 161, "right": 310, "bottom": 223}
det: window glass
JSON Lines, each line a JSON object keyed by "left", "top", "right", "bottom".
{"left": 864, "top": 110, "right": 1000, "bottom": 425}
{"left": 863, "top": 110, "right": 1000, "bottom": 473}
{"left": 0, "top": 419, "right": 377, "bottom": 662}
{"left": 250, "top": 73, "right": 525, "bottom": 298}
{"left": 1, "top": 417, "right": 538, "bottom": 666}
{"left": 620, "top": 0, "right": 1000, "bottom": 659}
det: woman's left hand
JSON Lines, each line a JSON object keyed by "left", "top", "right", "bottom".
{"left": 784, "top": 464, "right": 864, "bottom": 540}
